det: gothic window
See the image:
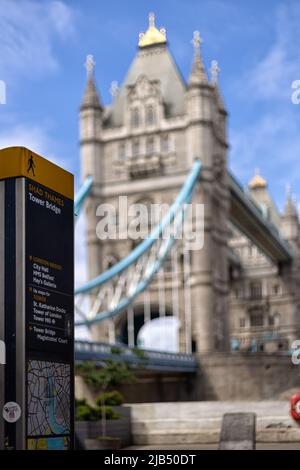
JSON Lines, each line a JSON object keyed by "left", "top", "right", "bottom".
{"left": 104, "top": 255, "right": 119, "bottom": 270}
{"left": 146, "top": 104, "right": 155, "bottom": 125}
{"left": 146, "top": 136, "right": 154, "bottom": 155}
{"left": 272, "top": 284, "right": 280, "bottom": 295}
{"left": 132, "top": 139, "right": 140, "bottom": 158}
{"left": 274, "top": 312, "right": 280, "bottom": 326}
{"left": 131, "top": 107, "right": 140, "bottom": 128}
{"left": 119, "top": 142, "right": 126, "bottom": 160}
{"left": 268, "top": 315, "right": 274, "bottom": 326}
{"left": 234, "top": 287, "right": 243, "bottom": 299}
{"left": 250, "top": 281, "right": 262, "bottom": 300}
{"left": 250, "top": 312, "right": 264, "bottom": 327}
{"left": 161, "top": 134, "right": 169, "bottom": 153}
{"left": 239, "top": 318, "right": 246, "bottom": 328}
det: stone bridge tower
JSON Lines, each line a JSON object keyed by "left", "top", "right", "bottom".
{"left": 79, "top": 14, "right": 230, "bottom": 354}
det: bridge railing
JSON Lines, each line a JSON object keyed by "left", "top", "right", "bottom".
{"left": 75, "top": 340, "right": 198, "bottom": 372}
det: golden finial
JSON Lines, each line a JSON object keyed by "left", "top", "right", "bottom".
{"left": 248, "top": 168, "right": 267, "bottom": 189}
{"left": 138, "top": 12, "right": 167, "bottom": 48}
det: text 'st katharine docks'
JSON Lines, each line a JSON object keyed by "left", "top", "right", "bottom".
{"left": 0, "top": 147, "right": 74, "bottom": 450}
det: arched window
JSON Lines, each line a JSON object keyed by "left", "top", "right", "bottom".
{"left": 250, "top": 281, "right": 262, "bottom": 299}
{"left": 146, "top": 104, "right": 155, "bottom": 125}
{"left": 268, "top": 315, "right": 274, "bottom": 326}
{"left": 131, "top": 107, "right": 140, "bottom": 128}
{"left": 161, "top": 134, "right": 169, "bottom": 153}
{"left": 273, "top": 284, "right": 280, "bottom": 295}
{"left": 274, "top": 312, "right": 280, "bottom": 326}
{"left": 119, "top": 142, "right": 126, "bottom": 160}
{"left": 132, "top": 139, "right": 139, "bottom": 158}
{"left": 146, "top": 136, "right": 154, "bottom": 156}
{"left": 104, "top": 255, "right": 119, "bottom": 270}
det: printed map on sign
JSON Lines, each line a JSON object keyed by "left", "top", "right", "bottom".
{"left": 27, "top": 360, "right": 70, "bottom": 436}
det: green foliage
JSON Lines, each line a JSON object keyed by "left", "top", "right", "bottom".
{"left": 96, "top": 436, "right": 120, "bottom": 442}
{"left": 75, "top": 361, "right": 96, "bottom": 376}
{"left": 110, "top": 346, "right": 123, "bottom": 355}
{"left": 132, "top": 347, "right": 148, "bottom": 359}
{"left": 76, "top": 404, "right": 96, "bottom": 422}
{"left": 75, "top": 398, "right": 87, "bottom": 407}
{"left": 75, "top": 358, "right": 136, "bottom": 433}
{"left": 100, "top": 405, "right": 121, "bottom": 420}
{"left": 96, "top": 390, "right": 124, "bottom": 407}
{"left": 76, "top": 359, "right": 135, "bottom": 391}
{"left": 75, "top": 402, "right": 120, "bottom": 422}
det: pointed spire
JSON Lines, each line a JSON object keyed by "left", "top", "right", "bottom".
{"left": 80, "top": 54, "right": 102, "bottom": 111}
{"left": 283, "top": 185, "right": 298, "bottom": 219}
{"left": 109, "top": 80, "right": 119, "bottom": 100}
{"left": 188, "top": 31, "right": 208, "bottom": 86}
{"left": 210, "top": 60, "right": 220, "bottom": 85}
{"left": 210, "top": 59, "right": 226, "bottom": 112}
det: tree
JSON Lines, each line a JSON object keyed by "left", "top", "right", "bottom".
{"left": 76, "top": 360, "right": 135, "bottom": 438}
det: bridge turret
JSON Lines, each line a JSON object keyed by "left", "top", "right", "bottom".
{"left": 79, "top": 55, "right": 105, "bottom": 298}
{"left": 185, "top": 32, "right": 230, "bottom": 353}
{"left": 281, "top": 189, "right": 299, "bottom": 246}
{"left": 185, "top": 32, "right": 213, "bottom": 167}
{"left": 79, "top": 54, "right": 103, "bottom": 184}
{"left": 209, "top": 60, "right": 228, "bottom": 147}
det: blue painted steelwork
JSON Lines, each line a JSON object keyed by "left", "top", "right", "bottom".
{"left": 75, "top": 164, "right": 199, "bottom": 327}
{"left": 75, "top": 201, "right": 188, "bottom": 326}
{"left": 75, "top": 160, "right": 201, "bottom": 295}
{"left": 75, "top": 340, "right": 197, "bottom": 373}
{"left": 74, "top": 175, "right": 93, "bottom": 217}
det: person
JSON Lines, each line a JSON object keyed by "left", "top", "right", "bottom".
{"left": 27, "top": 155, "right": 36, "bottom": 176}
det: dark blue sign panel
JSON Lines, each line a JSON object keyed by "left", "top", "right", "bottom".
{"left": 25, "top": 180, "right": 74, "bottom": 450}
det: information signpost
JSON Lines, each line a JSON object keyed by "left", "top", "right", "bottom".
{"left": 0, "top": 147, "right": 74, "bottom": 450}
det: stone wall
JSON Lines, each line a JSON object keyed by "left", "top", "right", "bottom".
{"left": 75, "top": 353, "right": 300, "bottom": 404}
{"left": 197, "top": 352, "right": 300, "bottom": 400}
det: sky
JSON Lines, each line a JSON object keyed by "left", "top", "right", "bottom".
{"left": 0, "top": 0, "right": 300, "bottom": 286}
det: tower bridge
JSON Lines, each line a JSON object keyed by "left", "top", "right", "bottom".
{"left": 74, "top": 14, "right": 300, "bottom": 400}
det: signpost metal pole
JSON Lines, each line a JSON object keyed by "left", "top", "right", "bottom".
{"left": 0, "top": 147, "right": 74, "bottom": 450}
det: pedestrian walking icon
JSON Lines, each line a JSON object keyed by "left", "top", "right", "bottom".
{"left": 27, "top": 155, "right": 36, "bottom": 176}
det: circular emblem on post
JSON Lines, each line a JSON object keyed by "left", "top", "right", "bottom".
{"left": 290, "top": 394, "right": 300, "bottom": 421}
{"left": 2, "top": 402, "right": 21, "bottom": 423}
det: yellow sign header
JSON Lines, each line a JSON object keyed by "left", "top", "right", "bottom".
{"left": 0, "top": 147, "right": 74, "bottom": 200}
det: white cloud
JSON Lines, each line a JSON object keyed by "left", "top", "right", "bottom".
{"left": 230, "top": 107, "right": 300, "bottom": 213}
{"left": 229, "top": 1, "right": 300, "bottom": 214}
{"left": 0, "top": 0, "right": 75, "bottom": 80}
{"left": 0, "top": 123, "right": 50, "bottom": 154}
{"left": 49, "top": 0, "right": 75, "bottom": 38}
{"left": 246, "top": 3, "right": 300, "bottom": 101}
{"left": 0, "top": 121, "right": 73, "bottom": 171}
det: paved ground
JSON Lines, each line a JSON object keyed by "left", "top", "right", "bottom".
{"left": 126, "top": 443, "right": 300, "bottom": 450}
